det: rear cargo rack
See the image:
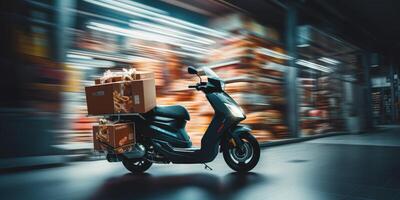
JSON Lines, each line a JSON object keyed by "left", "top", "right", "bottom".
{"left": 87, "top": 113, "right": 145, "bottom": 119}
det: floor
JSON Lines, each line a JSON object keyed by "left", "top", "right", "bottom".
{"left": 1, "top": 127, "right": 400, "bottom": 200}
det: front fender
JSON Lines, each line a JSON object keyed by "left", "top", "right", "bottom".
{"left": 220, "top": 125, "right": 251, "bottom": 152}
{"left": 230, "top": 125, "right": 251, "bottom": 138}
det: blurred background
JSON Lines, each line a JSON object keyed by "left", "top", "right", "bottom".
{"left": 0, "top": 0, "right": 399, "bottom": 163}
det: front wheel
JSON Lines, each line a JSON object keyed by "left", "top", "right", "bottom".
{"left": 122, "top": 158, "right": 152, "bottom": 173}
{"left": 222, "top": 133, "right": 260, "bottom": 172}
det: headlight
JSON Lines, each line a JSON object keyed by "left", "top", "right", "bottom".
{"left": 224, "top": 103, "right": 244, "bottom": 118}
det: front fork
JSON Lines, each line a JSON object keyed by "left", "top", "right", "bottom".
{"left": 220, "top": 125, "right": 251, "bottom": 152}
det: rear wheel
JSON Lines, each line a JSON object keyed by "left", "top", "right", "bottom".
{"left": 122, "top": 158, "right": 152, "bottom": 173}
{"left": 222, "top": 133, "right": 260, "bottom": 172}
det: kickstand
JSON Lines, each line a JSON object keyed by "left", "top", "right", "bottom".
{"left": 203, "top": 163, "right": 213, "bottom": 171}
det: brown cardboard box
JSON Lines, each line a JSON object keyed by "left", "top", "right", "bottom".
{"left": 130, "top": 79, "right": 157, "bottom": 113}
{"left": 134, "top": 71, "right": 154, "bottom": 80}
{"left": 85, "top": 82, "right": 129, "bottom": 115}
{"left": 85, "top": 79, "right": 156, "bottom": 115}
{"left": 92, "top": 123, "right": 135, "bottom": 151}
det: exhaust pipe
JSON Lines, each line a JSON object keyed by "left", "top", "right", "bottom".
{"left": 122, "top": 144, "right": 146, "bottom": 159}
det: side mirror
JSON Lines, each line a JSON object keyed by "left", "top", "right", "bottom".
{"left": 188, "top": 66, "right": 198, "bottom": 75}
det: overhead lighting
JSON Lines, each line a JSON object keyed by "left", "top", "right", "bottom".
{"left": 130, "top": 21, "right": 215, "bottom": 45}
{"left": 66, "top": 54, "right": 93, "bottom": 60}
{"left": 84, "top": 0, "right": 150, "bottom": 19}
{"left": 87, "top": 22, "right": 210, "bottom": 54}
{"left": 318, "top": 57, "right": 341, "bottom": 65}
{"left": 150, "top": 15, "right": 228, "bottom": 38}
{"left": 84, "top": 0, "right": 228, "bottom": 38}
{"left": 296, "top": 59, "right": 333, "bottom": 73}
{"left": 133, "top": 44, "right": 203, "bottom": 58}
{"left": 203, "top": 60, "right": 241, "bottom": 69}
{"left": 297, "top": 44, "right": 310, "bottom": 48}
{"left": 66, "top": 63, "right": 92, "bottom": 70}
{"left": 115, "top": 0, "right": 168, "bottom": 15}
{"left": 69, "top": 50, "right": 157, "bottom": 63}
{"left": 257, "top": 48, "right": 293, "bottom": 60}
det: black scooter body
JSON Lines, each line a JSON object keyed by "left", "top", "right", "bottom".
{"left": 104, "top": 67, "right": 260, "bottom": 172}
{"left": 146, "top": 78, "right": 245, "bottom": 163}
{"left": 145, "top": 112, "right": 192, "bottom": 148}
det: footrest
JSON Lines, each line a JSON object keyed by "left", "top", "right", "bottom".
{"left": 172, "top": 147, "right": 201, "bottom": 153}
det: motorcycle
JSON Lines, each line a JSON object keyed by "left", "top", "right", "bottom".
{"left": 105, "top": 66, "right": 260, "bottom": 173}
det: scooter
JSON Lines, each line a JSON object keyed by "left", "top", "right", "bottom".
{"left": 105, "top": 66, "right": 260, "bottom": 173}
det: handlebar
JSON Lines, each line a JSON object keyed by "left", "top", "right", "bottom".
{"left": 188, "top": 82, "right": 207, "bottom": 90}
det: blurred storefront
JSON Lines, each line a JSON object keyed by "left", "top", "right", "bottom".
{"left": 370, "top": 61, "right": 400, "bottom": 125}
{"left": 296, "top": 26, "right": 363, "bottom": 135}
{"left": 0, "top": 0, "right": 66, "bottom": 158}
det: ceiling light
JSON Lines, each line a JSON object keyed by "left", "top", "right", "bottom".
{"left": 257, "top": 48, "right": 293, "bottom": 60}
{"left": 130, "top": 21, "right": 215, "bottom": 45}
{"left": 84, "top": 0, "right": 228, "bottom": 38}
{"left": 88, "top": 22, "right": 211, "bottom": 54}
{"left": 297, "top": 44, "right": 310, "bottom": 48}
{"left": 296, "top": 59, "right": 333, "bottom": 73}
{"left": 318, "top": 57, "right": 341, "bottom": 65}
{"left": 66, "top": 54, "right": 93, "bottom": 60}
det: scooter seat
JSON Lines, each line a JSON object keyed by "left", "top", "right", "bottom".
{"left": 152, "top": 105, "right": 190, "bottom": 121}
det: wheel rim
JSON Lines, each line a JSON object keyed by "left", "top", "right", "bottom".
{"left": 229, "top": 140, "right": 254, "bottom": 164}
{"left": 132, "top": 159, "right": 147, "bottom": 166}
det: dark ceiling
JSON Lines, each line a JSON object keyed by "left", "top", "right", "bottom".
{"left": 307, "top": 0, "right": 400, "bottom": 54}
{"left": 221, "top": 0, "right": 400, "bottom": 56}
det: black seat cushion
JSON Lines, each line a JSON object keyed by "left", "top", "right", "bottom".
{"left": 152, "top": 105, "right": 190, "bottom": 121}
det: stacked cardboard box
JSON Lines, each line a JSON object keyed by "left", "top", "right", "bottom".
{"left": 92, "top": 122, "right": 135, "bottom": 153}
{"left": 85, "top": 70, "right": 156, "bottom": 115}
{"left": 86, "top": 69, "right": 157, "bottom": 152}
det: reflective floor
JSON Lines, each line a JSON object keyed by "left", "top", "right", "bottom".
{"left": 2, "top": 128, "right": 400, "bottom": 200}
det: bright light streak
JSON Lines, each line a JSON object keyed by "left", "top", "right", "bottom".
{"left": 318, "top": 57, "right": 341, "bottom": 65}
{"left": 87, "top": 22, "right": 210, "bottom": 54}
{"left": 66, "top": 54, "right": 114, "bottom": 67}
{"left": 257, "top": 48, "right": 293, "bottom": 60}
{"left": 66, "top": 54, "right": 93, "bottom": 60}
{"left": 203, "top": 60, "right": 241, "bottom": 69}
{"left": 296, "top": 59, "right": 333, "bottom": 73}
{"left": 133, "top": 44, "right": 203, "bottom": 58}
{"left": 84, "top": 0, "right": 228, "bottom": 38}
{"left": 151, "top": 16, "right": 228, "bottom": 38}
{"left": 84, "top": 0, "right": 150, "bottom": 19}
{"left": 115, "top": 0, "right": 168, "bottom": 15}
{"left": 297, "top": 44, "right": 310, "bottom": 48}
{"left": 66, "top": 63, "right": 92, "bottom": 70}
{"left": 69, "top": 49, "right": 158, "bottom": 63}
{"left": 130, "top": 21, "right": 215, "bottom": 45}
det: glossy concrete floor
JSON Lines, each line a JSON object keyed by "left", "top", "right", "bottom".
{"left": 1, "top": 128, "right": 400, "bottom": 200}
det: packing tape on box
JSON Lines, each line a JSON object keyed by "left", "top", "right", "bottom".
{"left": 113, "top": 82, "right": 133, "bottom": 113}
{"left": 96, "top": 125, "right": 109, "bottom": 142}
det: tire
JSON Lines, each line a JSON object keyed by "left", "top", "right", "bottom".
{"left": 122, "top": 158, "right": 152, "bottom": 173}
{"left": 222, "top": 132, "right": 260, "bottom": 172}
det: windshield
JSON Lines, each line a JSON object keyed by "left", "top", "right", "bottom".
{"left": 202, "top": 67, "right": 220, "bottom": 79}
